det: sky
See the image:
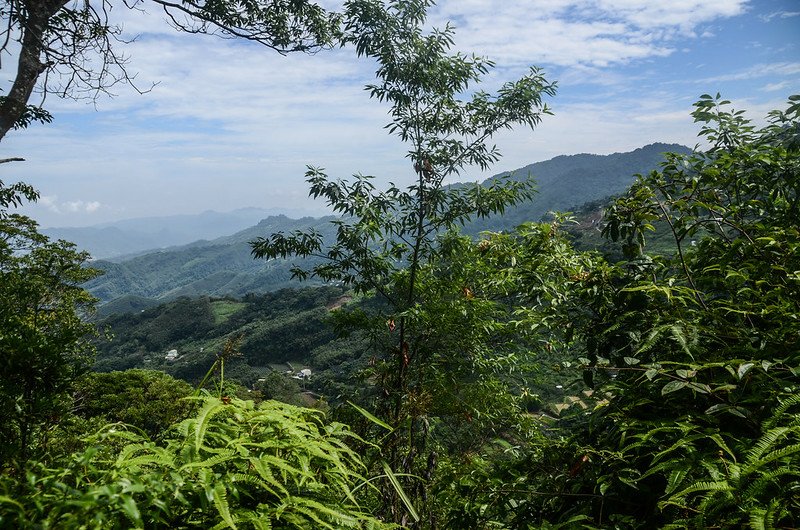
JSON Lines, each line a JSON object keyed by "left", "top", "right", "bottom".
{"left": 3, "top": 0, "right": 799, "bottom": 228}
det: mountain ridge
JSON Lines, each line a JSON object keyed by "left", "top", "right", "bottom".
{"left": 84, "top": 143, "right": 691, "bottom": 305}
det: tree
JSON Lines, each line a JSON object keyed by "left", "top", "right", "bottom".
{"left": 0, "top": 180, "right": 100, "bottom": 467}
{"left": 585, "top": 93, "right": 800, "bottom": 528}
{"left": 73, "top": 369, "right": 195, "bottom": 438}
{"left": 445, "top": 95, "right": 800, "bottom": 528}
{"left": 0, "top": 0, "right": 342, "bottom": 141}
{"left": 251, "top": 0, "right": 555, "bottom": 523}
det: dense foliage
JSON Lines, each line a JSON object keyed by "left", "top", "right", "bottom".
{"left": 251, "top": 0, "right": 556, "bottom": 523}
{"left": 94, "top": 287, "right": 347, "bottom": 386}
{"left": 0, "top": 180, "right": 100, "bottom": 467}
{"left": 435, "top": 95, "right": 800, "bottom": 528}
{"left": 73, "top": 370, "right": 195, "bottom": 438}
{"left": 0, "top": 395, "right": 392, "bottom": 529}
{"left": 1, "top": 0, "right": 797, "bottom": 526}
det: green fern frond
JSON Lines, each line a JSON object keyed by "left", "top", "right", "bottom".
{"left": 665, "top": 468, "right": 690, "bottom": 495}
{"left": 747, "top": 443, "right": 800, "bottom": 472}
{"left": 194, "top": 398, "right": 228, "bottom": 451}
{"left": 237, "top": 510, "right": 273, "bottom": 530}
{"left": 179, "top": 449, "right": 236, "bottom": 471}
{"left": 288, "top": 496, "right": 361, "bottom": 528}
{"left": 748, "top": 498, "right": 782, "bottom": 530}
{"left": 764, "top": 393, "right": 800, "bottom": 430}
{"left": 745, "top": 427, "right": 791, "bottom": 466}
{"left": 212, "top": 482, "right": 237, "bottom": 529}
{"left": 248, "top": 457, "right": 290, "bottom": 498}
{"left": 667, "top": 479, "right": 733, "bottom": 500}
{"left": 742, "top": 467, "right": 800, "bottom": 501}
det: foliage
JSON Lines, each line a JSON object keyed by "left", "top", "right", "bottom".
{"left": 73, "top": 369, "right": 195, "bottom": 438}
{"left": 0, "top": 97, "right": 52, "bottom": 130}
{"left": 0, "top": 182, "right": 100, "bottom": 467}
{"left": 581, "top": 93, "right": 800, "bottom": 528}
{"left": 0, "top": 178, "right": 38, "bottom": 212}
{"left": 254, "top": 370, "right": 302, "bottom": 400}
{"left": 250, "top": 0, "right": 555, "bottom": 523}
{"left": 94, "top": 287, "right": 345, "bottom": 388}
{"left": 0, "top": 395, "right": 394, "bottom": 529}
{"left": 444, "top": 95, "right": 800, "bottom": 528}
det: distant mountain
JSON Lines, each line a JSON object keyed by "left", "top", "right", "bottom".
{"left": 469, "top": 142, "right": 691, "bottom": 232}
{"left": 84, "top": 215, "right": 336, "bottom": 303}
{"left": 43, "top": 208, "right": 281, "bottom": 260}
{"left": 85, "top": 143, "right": 691, "bottom": 305}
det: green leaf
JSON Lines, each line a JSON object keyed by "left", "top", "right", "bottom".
{"left": 347, "top": 401, "right": 393, "bottom": 432}
{"left": 212, "top": 483, "right": 237, "bottom": 529}
{"left": 737, "top": 362, "right": 755, "bottom": 379}
{"left": 661, "top": 380, "right": 687, "bottom": 395}
{"left": 120, "top": 495, "right": 142, "bottom": 525}
{"left": 382, "top": 461, "right": 419, "bottom": 523}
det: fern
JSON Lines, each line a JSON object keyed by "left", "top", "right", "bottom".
{"left": 1, "top": 395, "right": 393, "bottom": 529}
{"left": 211, "top": 482, "right": 236, "bottom": 529}
{"left": 192, "top": 398, "right": 227, "bottom": 452}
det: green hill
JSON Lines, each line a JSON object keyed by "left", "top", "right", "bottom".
{"left": 85, "top": 215, "right": 336, "bottom": 303}
{"left": 86, "top": 143, "right": 690, "bottom": 305}
{"left": 94, "top": 287, "right": 350, "bottom": 387}
{"left": 469, "top": 142, "right": 691, "bottom": 232}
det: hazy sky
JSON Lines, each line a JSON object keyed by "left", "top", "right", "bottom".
{"left": 3, "top": 0, "right": 799, "bottom": 227}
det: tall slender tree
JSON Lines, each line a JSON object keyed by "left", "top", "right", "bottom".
{"left": 251, "top": 0, "right": 555, "bottom": 523}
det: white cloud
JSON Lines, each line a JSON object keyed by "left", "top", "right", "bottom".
{"left": 759, "top": 11, "right": 800, "bottom": 22}
{"left": 3, "top": 0, "right": 787, "bottom": 228}
{"left": 699, "top": 62, "right": 800, "bottom": 83}
{"left": 594, "top": 0, "right": 747, "bottom": 31}
{"left": 39, "top": 195, "right": 60, "bottom": 213}
{"left": 430, "top": 0, "right": 747, "bottom": 68}
{"left": 30, "top": 195, "right": 104, "bottom": 216}
{"left": 763, "top": 80, "right": 791, "bottom": 92}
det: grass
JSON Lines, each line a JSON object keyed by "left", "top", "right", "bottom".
{"left": 210, "top": 300, "right": 247, "bottom": 325}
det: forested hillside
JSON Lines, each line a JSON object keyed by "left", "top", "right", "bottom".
{"left": 84, "top": 215, "right": 335, "bottom": 302}
{"left": 94, "top": 287, "right": 348, "bottom": 386}
{"left": 85, "top": 144, "right": 684, "bottom": 305}
{"left": 470, "top": 142, "right": 691, "bottom": 232}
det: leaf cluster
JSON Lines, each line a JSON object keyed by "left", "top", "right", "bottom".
{"left": 0, "top": 395, "right": 394, "bottom": 529}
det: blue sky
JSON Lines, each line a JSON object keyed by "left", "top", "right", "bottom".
{"left": 3, "top": 0, "right": 799, "bottom": 227}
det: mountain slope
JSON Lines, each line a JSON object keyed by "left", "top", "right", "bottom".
{"left": 469, "top": 142, "right": 691, "bottom": 232}
{"left": 86, "top": 143, "right": 691, "bottom": 304}
{"left": 85, "top": 216, "right": 335, "bottom": 303}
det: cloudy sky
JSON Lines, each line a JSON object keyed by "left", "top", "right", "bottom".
{"left": 3, "top": 0, "right": 799, "bottom": 227}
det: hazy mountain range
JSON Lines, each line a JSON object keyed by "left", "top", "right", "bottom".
{"left": 43, "top": 208, "right": 281, "bottom": 260}
{"left": 77, "top": 143, "right": 691, "bottom": 309}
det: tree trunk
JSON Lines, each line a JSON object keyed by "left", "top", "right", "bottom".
{"left": 0, "top": 0, "right": 66, "bottom": 142}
